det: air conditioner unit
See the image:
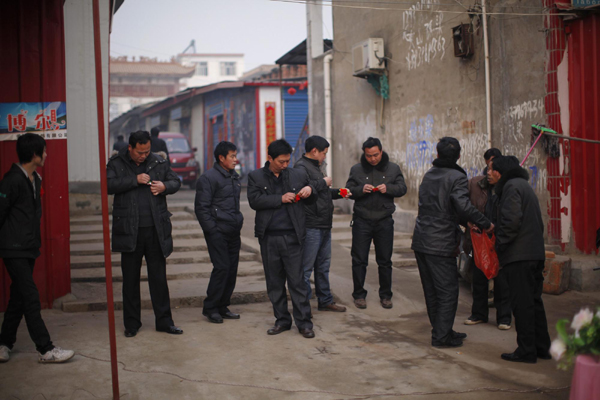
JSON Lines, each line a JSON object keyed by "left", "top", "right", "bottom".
{"left": 352, "top": 38, "right": 385, "bottom": 77}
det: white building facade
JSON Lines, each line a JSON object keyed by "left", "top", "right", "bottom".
{"left": 177, "top": 53, "right": 245, "bottom": 89}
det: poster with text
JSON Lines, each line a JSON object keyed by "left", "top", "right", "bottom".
{"left": 0, "top": 102, "right": 67, "bottom": 141}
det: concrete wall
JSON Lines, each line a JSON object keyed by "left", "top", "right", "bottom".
{"left": 190, "top": 96, "right": 205, "bottom": 170}
{"left": 64, "top": 0, "right": 110, "bottom": 191}
{"left": 329, "top": 0, "right": 549, "bottom": 230}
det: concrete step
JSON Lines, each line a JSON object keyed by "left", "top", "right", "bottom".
{"left": 332, "top": 213, "right": 352, "bottom": 222}
{"left": 71, "top": 219, "right": 200, "bottom": 234}
{"left": 70, "top": 250, "right": 260, "bottom": 269}
{"left": 71, "top": 261, "right": 265, "bottom": 283}
{"left": 71, "top": 238, "right": 209, "bottom": 256}
{"left": 70, "top": 228, "right": 205, "bottom": 243}
{"left": 63, "top": 274, "right": 269, "bottom": 312}
{"left": 70, "top": 211, "right": 193, "bottom": 226}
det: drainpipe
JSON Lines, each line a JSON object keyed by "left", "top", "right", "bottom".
{"left": 482, "top": 0, "right": 492, "bottom": 148}
{"left": 324, "top": 53, "right": 333, "bottom": 179}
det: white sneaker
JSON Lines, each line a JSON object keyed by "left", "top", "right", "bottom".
{"left": 38, "top": 347, "right": 75, "bottom": 363}
{"left": 498, "top": 324, "right": 512, "bottom": 330}
{"left": 0, "top": 345, "right": 10, "bottom": 362}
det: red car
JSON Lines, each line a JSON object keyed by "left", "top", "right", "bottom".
{"left": 159, "top": 132, "right": 200, "bottom": 189}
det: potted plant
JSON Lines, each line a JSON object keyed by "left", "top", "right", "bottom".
{"left": 550, "top": 307, "right": 600, "bottom": 400}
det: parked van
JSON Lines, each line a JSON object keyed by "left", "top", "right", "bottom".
{"left": 159, "top": 132, "right": 200, "bottom": 189}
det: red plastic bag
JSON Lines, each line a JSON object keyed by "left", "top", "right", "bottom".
{"left": 470, "top": 227, "right": 500, "bottom": 280}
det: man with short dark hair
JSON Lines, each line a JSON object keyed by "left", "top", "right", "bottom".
{"left": 294, "top": 136, "right": 348, "bottom": 313}
{"left": 195, "top": 141, "right": 243, "bottom": 324}
{"left": 463, "top": 148, "right": 511, "bottom": 330}
{"left": 488, "top": 156, "right": 551, "bottom": 363}
{"left": 411, "top": 137, "right": 493, "bottom": 348}
{"left": 248, "top": 139, "right": 317, "bottom": 338}
{"left": 0, "top": 133, "right": 74, "bottom": 363}
{"left": 113, "top": 135, "right": 128, "bottom": 152}
{"left": 345, "top": 137, "right": 407, "bottom": 310}
{"left": 150, "top": 126, "right": 170, "bottom": 164}
{"left": 107, "top": 130, "right": 183, "bottom": 337}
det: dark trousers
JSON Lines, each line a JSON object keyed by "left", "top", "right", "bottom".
{"left": 414, "top": 251, "right": 459, "bottom": 344}
{"left": 470, "top": 261, "right": 511, "bottom": 325}
{"left": 259, "top": 234, "right": 312, "bottom": 330}
{"left": 351, "top": 216, "right": 394, "bottom": 300}
{"left": 203, "top": 232, "right": 241, "bottom": 314}
{"left": 500, "top": 260, "right": 551, "bottom": 357}
{"left": 0, "top": 258, "right": 54, "bottom": 354}
{"left": 121, "top": 227, "right": 174, "bottom": 331}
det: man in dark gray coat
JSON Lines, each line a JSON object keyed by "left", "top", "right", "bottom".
{"left": 489, "top": 156, "right": 551, "bottom": 363}
{"left": 345, "top": 137, "right": 407, "bottom": 310}
{"left": 195, "top": 141, "right": 243, "bottom": 324}
{"left": 247, "top": 139, "right": 318, "bottom": 339}
{"left": 294, "top": 136, "right": 348, "bottom": 313}
{"left": 411, "top": 137, "right": 493, "bottom": 348}
{"left": 107, "top": 130, "right": 182, "bottom": 337}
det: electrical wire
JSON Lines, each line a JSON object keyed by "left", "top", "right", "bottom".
{"left": 270, "top": 0, "right": 576, "bottom": 17}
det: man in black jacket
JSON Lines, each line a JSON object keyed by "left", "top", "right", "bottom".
{"left": 107, "top": 130, "right": 182, "bottom": 337}
{"left": 345, "top": 137, "right": 407, "bottom": 310}
{"left": 0, "top": 133, "right": 74, "bottom": 363}
{"left": 150, "top": 127, "right": 170, "bottom": 166}
{"left": 411, "top": 137, "right": 493, "bottom": 348}
{"left": 195, "top": 141, "right": 243, "bottom": 324}
{"left": 294, "top": 136, "right": 348, "bottom": 313}
{"left": 489, "top": 156, "right": 551, "bottom": 363}
{"left": 248, "top": 139, "right": 317, "bottom": 338}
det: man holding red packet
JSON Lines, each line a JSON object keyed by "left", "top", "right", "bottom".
{"left": 295, "top": 136, "right": 351, "bottom": 313}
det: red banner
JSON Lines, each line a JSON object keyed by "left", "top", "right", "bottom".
{"left": 265, "top": 102, "right": 276, "bottom": 147}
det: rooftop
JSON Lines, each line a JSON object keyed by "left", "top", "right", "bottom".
{"left": 110, "top": 58, "right": 195, "bottom": 77}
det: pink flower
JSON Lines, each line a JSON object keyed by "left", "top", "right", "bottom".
{"left": 571, "top": 308, "right": 594, "bottom": 331}
{"left": 550, "top": 338, "right": 566, "bottom": 361}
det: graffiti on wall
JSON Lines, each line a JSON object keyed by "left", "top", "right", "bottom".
{"left": 402, "top": 0, "right": 446, "bottom": 71}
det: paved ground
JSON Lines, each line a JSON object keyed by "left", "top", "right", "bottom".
{"left": 1, "top": 188, "right": 599, "bottom": 400}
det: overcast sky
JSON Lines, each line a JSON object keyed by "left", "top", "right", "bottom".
{"left": 110, "top": 0, "right": 333, "bottom": 71}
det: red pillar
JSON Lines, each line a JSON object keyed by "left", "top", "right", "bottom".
{"left": 0, "top": 0, "right": 71, "bottom": 311}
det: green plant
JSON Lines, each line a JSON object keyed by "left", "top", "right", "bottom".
{"left": 551, "top": 307, "right": 600, "bottom": 370}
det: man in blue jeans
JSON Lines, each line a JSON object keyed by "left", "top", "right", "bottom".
{"left": 294, "top": 136, "right": 348, "bottom": 312}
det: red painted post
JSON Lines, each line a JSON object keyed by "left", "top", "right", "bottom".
{"left": 92, "top": 0, "right": 120, "bottom": 398}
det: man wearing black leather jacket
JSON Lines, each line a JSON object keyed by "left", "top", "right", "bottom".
{"left": 248, "top": 139, "right": 318, "bottom": 339}
{"left": 195, "top": 141, "right": 243, "bottom": 324}
{"left": 345, "top": 137, "right": 407, "bottom": 310}
{"left": 107, "top": 131, "right": 182, "bottom": 337}
{"left": 411, "top": 137, "right": 493, "bottom": 348}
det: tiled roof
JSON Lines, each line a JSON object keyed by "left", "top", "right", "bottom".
{"left": 110, "top": 62, "right": 195, "bottom": 77}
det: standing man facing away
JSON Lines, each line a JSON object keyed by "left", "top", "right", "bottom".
{"left": 411, "top": 137, "right": 493, "bottom": 348}
{"left": 294, "top": 136, "right": 348, "bottom": 313}
{"left": 248, "top": 139, "right": 317, "bottom": 338}
{"left": 150, "top": 126, "right": 170, "bottom": 165}
{"left": 195, "top": 141, "right": 243, "bottom": 324}
{"left": 113, "top": 135, "right": 128, "bottom": 153}
{"left": 345, "top": 137, "right": 407, "bottom": 310}
{"left": 488, "top": 156, "right": 551, "bottom": 363}
{"left": 0, "top": 133, "right": 74, "bottom": 363}
{"left": 463, "top": 148, "right": 512, "bottom": 330}
{"left": 107, "top": 130, "right": 183, "bottom": 337}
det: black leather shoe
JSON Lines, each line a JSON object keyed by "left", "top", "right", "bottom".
{"left": 432, "top": 338, "right": 463, "bottom": 348}
{"left": 537, "top": 351, "right": 552, "bottom": 360}
{"left": 299, "top": 328, "right": 315, "bottom": 339}
{"left": 267, "top": 325, "right": 291, "bottom": 335}
{"left": 451, "top": 330, "right": 467, "bottom": 340}
{"left": 220, "top": 311, "right": 240, "bottom": 320}
{"left": 501, "top": 352, "right": 537, "bottom": 363}
{"left": 157, "top": 326, "right": 184, "bottom": 335}
{"left": 124, "top": 328, "right": 138, "bottom": 338}
{"left": 203, "top": 312, "right": 224, "bottom": 324}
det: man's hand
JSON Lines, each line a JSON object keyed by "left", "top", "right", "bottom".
{"left": 150, "top": 181, "right": 166, "bottom": 195}
{"left": 298, "top": 186, "right": 312, "bottom": 198}
{"left": 484, "top": 223, "right": 495, "bottom": 233}
{"left": 324, "top": 176, "right": 332, "bottom": 187}
{"left": 137, "top": 173, "right": 151, "bottom": 185}
{"left": 363, "top": 184, "right": 374, "bottom": 193}
{"left": 345, "top": 190, "right": 352, "bottom": 198}
{"left": 377, "top": 184, "right": 387, "bottom": 194}
{"left": 282, "top": 192, "right": 296, "bottom": 203}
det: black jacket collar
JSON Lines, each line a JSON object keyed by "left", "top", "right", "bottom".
{"left": 360, "top": 151, "right": 389, "bottom": 172}
{"left": 214, "top": 163, "right": 238, "bottom": 179}
{"left": 301, "top": 154, "right": 320, "bottom": 167}
{"left": 432, "top": 158, "right": 467, "bottom": 175}
{"left": 495, "top": 167, "right": 530, "bottom": 197}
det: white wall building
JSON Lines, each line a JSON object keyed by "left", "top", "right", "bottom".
{"left": 177, "top": 53, "right": 245, "bottom": 89}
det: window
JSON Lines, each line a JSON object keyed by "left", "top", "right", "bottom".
{"left": 220, "top": 62, "right": 236, "bottom": 76}
{"left": 195, "top": 62, "right": 208, "bottom": 76}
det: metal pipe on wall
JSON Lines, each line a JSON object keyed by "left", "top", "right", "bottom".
{"left": 324, "top": 53, "right": 333, "bottom": 179}
{"left": 482, "top": 0, "right": 492, "bottom": 148}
